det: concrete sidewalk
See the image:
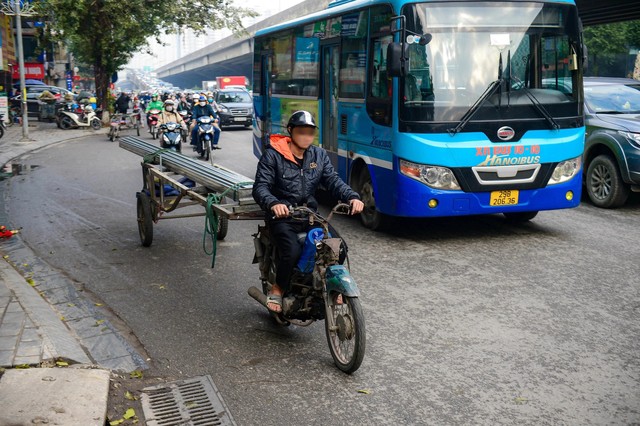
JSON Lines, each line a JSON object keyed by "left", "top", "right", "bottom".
{"left": 0, "top": 120, "right": 128, "bottom": 424}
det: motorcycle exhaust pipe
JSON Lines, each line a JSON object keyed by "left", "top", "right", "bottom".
{"left": 248, "top": 286, "right": 268, "bottom": 307}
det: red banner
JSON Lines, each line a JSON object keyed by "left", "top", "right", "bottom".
{"left": 12, "top": 63, "right": 45, "bottom": 80}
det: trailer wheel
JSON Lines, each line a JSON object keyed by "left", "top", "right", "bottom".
{"left": 217, "top": 215, "right": 229, "bottom": 240}
{"left": 137, "top": 192, "right": 153, "bottom": 247}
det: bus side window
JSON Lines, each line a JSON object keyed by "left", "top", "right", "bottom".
{"left": 367, "top": 34, "right": 393, "bottom": 126}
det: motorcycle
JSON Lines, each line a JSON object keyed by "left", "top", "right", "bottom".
{"left": 58, "top": 105, "right": 102, "bottom": 130}
{"left": 178, "top": 110, "right": 191, "bottom": 141}
{"left": 194, "top": 116, "right": 215, "bottom": 164}
{"left": 159, "top": 122, "right": 182, "bottom": 153}
{"left": 147, "top": 109, "right": 161, "bottom": 139}
{"left": 248, "top": 203, "right": 366, "bottom": 373}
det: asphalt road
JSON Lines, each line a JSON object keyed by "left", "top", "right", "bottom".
{"left": 3, "top": 127, "right": 640, "bottom": 425}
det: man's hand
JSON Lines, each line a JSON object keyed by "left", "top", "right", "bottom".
{"left": 271, "top": 203, "right": 290, "bottom": 218}
{"left": 349, "top": 199, "right": 365, "bottom": 215}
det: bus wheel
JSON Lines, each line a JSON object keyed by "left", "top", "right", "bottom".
{"left": 356, "top": 168, "right": 385, "bottom": 230}
{"left": 503, "top": 211, "right": 538, "bottom": 223}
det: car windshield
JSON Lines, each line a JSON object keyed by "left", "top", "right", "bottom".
{"left": 400, "top": 1, "right": 581, "bottom": 124}
{"left": 585, "top": 84, "right": 640, "bottom": 114}
{"left": 217, "top": 91, "right": 251, "bottom": 103}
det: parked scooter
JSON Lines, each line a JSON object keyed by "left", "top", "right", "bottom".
{"left": 147, "top": 109, "right": 161, "bottom": 139}
{"left": 159, "top": 122, "right": 182, "bottom": 153}
{"left": 248, "top": 203, "right": 366, "bottom": 374}
{"left": 194, "top": 116, "right": 215, "bottom": 163}
{"left": 58, "top": 105, "right": 102, "bottom": 130}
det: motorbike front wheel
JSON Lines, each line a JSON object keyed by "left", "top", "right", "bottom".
{"left": 325, "top": 296, "right": 366, "bottom": 374}
{"left": 90, "top": 118, "right": 102, "bottom": 130}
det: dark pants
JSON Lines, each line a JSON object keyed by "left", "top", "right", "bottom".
{"left": 191, "top": 124, "right": 221, "bottom": 147}
{"left": 269, "top": 218, "right": 346, "bottom": 293}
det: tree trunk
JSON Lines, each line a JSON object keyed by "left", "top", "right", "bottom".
{"left": 94, "top": 57, "right": 110, "bottom": 124}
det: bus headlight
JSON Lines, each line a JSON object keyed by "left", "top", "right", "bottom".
{"left": 548, "top": 156, "right": 581, "bottom": 185}
{"left": 400, "top": 160, "right": 461, "bottom": 190}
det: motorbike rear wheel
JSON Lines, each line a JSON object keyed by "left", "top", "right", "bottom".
{"left": 325, "top": 296, "right": 366, "bottom": 374}
{"left": 60, "top": 116, "right": 74, "bottom": 130}
{"left": 91, "top": 118, "right": 102, "bottom": 130}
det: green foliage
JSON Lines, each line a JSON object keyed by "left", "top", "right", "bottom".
{"left": 583, "top": 20, "right": 640, "bottom": 76}
{"left": 36, "top": 0, "right": 257, "bottom": 106}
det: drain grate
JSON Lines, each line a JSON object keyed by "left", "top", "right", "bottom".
{"left": 140, "top": 375, "right": 236, "bottom": 426}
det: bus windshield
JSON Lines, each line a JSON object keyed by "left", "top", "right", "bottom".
{"left": 401, "top": 1, "right": 581, "bottom": 127}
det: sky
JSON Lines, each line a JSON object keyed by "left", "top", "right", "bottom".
{"left": 127, "top": 0, "right": 306, "bottom": 70}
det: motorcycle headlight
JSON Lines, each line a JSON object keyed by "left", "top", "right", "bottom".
{"left": 548, "top": 156, "right": 581, "bottom": 185}
{"left": 400, "top": 160, "right": 461, "bottom": 190}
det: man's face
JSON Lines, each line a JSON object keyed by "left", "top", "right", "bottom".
{"left": 291, "top": 126, "right": 316, "bottom": 149}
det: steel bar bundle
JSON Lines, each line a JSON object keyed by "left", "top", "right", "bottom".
{"left": 120, "top": 136, "right": 254, "bottom": 204}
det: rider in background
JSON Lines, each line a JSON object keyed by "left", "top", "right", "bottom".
{"left": 190, "top": 95, "right": 221, "bottom": 151}
{"left": 252, "top": 110, "right": 364, "bottom": 313}
{"left": 145, "top": 93, "right": 164, "bottom": 129}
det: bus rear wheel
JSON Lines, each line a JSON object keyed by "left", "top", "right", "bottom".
{"left": 355, "top": 168, "right": 385, "bottom": 230}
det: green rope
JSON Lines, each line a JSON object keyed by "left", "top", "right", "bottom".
{"left": 143, "top": 148, "right": 171, "bottom": 164}
{"left": 202, "top": 181, "right": 253, "bottom": 269}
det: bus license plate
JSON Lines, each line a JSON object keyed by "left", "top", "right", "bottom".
{"left": 490, "top": 190, "right": 519, "bottom": 206}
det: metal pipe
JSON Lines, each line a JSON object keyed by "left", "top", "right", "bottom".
{"left": 120, "top": 137, "right": 255, "bottom": 204}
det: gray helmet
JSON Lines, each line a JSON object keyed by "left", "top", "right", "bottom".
{"left": 287, "top": 110, "right": 317, "bottom": 131}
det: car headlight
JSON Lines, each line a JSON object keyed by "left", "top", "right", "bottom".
{"left": 219, "top": 107, "right": 228, "bottom": 113}
{"left": 548, "top": 156, "right": 581, "bottom": 185}
{"left": 618, "top": 131, "right": 640, "bottom": 149}
{"left": 400, "top": 160, "right": 461, "bottom": 190}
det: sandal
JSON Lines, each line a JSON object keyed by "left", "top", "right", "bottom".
{"left": 265, "top": 293, "right": 283, "bottom": 313}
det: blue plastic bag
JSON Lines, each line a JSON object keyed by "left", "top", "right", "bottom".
{"left": 296, "top": 227, "right": 325, "bottom": 273}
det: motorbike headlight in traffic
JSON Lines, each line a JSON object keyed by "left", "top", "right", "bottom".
{"left": 400, "top": 160, "right": 461, "bottom": 190}
{"left": 547, "top": 156, "right": 581, "bottom": 185}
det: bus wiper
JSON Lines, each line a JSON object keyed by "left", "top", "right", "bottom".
{"left": 448, "top": 78, "right": 502, "bottom": 136}
{"left": 449, "top": 52, "right": 505, "bottom": 136}
{"left": 511, "top": 76, "right": 560, "bottom": 130}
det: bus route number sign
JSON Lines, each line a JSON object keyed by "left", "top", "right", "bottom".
{"left": 490, "top": 190, "right": 519, "bottom": 206}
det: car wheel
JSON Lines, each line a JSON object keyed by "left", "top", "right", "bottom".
{"left": 586, "top": 154, "right": 630, "bottom": 208}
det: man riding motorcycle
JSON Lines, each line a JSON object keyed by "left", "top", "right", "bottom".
{"left": 157, "top": 99, "right": 184, "bottom": 127}
{"left": 145, "top": 93, "right": 164, "bottom": 130}
{"left": 252, "top": 110, "right": 365, "bottom": 313}
{"left": 190, "top": 95, "right": 221, "bottom": 151}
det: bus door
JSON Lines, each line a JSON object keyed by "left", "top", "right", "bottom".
{"left": 258, "top": 53, "right": 271, "bottom": 149}
{"left": 321, "top": 43, "right": 340, "bottom": 170}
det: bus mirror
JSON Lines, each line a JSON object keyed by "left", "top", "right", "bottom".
{"left": 387, "top": 42, "right": 408, "bottom": 78}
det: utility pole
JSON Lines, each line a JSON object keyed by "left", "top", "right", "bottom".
{"left": 2, "top": 0, "right": 38, "bottom": 141}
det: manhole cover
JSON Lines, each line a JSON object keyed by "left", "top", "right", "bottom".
{"left": 140, "top": 375, "right": 236, "bottom": 426}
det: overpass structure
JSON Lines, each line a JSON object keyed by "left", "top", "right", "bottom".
{"left": 157, "top": 0, "right": 640, "bottom": 89}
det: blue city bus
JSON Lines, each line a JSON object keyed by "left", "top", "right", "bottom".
{"left": 252, "top": 0, "right": 584, "bottom": 229}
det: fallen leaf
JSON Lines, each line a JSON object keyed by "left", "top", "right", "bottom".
{"left": 2, "top": 255, "right": 8, "bottom": 259}
{"left": 130, "top": 370, "right": 143, "bottom": 379}
{"left": 109, "top": 419, "right": 124, "bottom": 425}
{"left": 67, "top": 303, "right": 75, "bottom": 307}
{"left": 123, "top": 408, "right": 136, "bottom": 419}
{"left": 22, "top": 263, "right": 28, "bottom": 267}
{"left": 186, "top": 401, "right": 198, "bottom": 408}
{"left": 124, "top": 391, "right": 137, "bottom": 401}
{"left": 357, "top": 389, "right": 370, "bottom": 395}
{"left": 95, "top": 319, "right": 105, "bottom": 326}
{"left": 514, "top": 396, "right": 528, "bottom": 404}
{"left": 60, "top": 316, "right": 65, "bottom": 321}
{"left": 26, "top": 278, "right": 35, "bottom": 286}
{"left": 95, "top": 303, "right": 103, "bottom": 307}
{"left": 158, "top": 285, "right": 166, "bottom": 290}
{"left": 15, "top": 364, "right": 30, "bottom": 369}
{"left": 56, "top": 361, "right": 69, "bottom": 367}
